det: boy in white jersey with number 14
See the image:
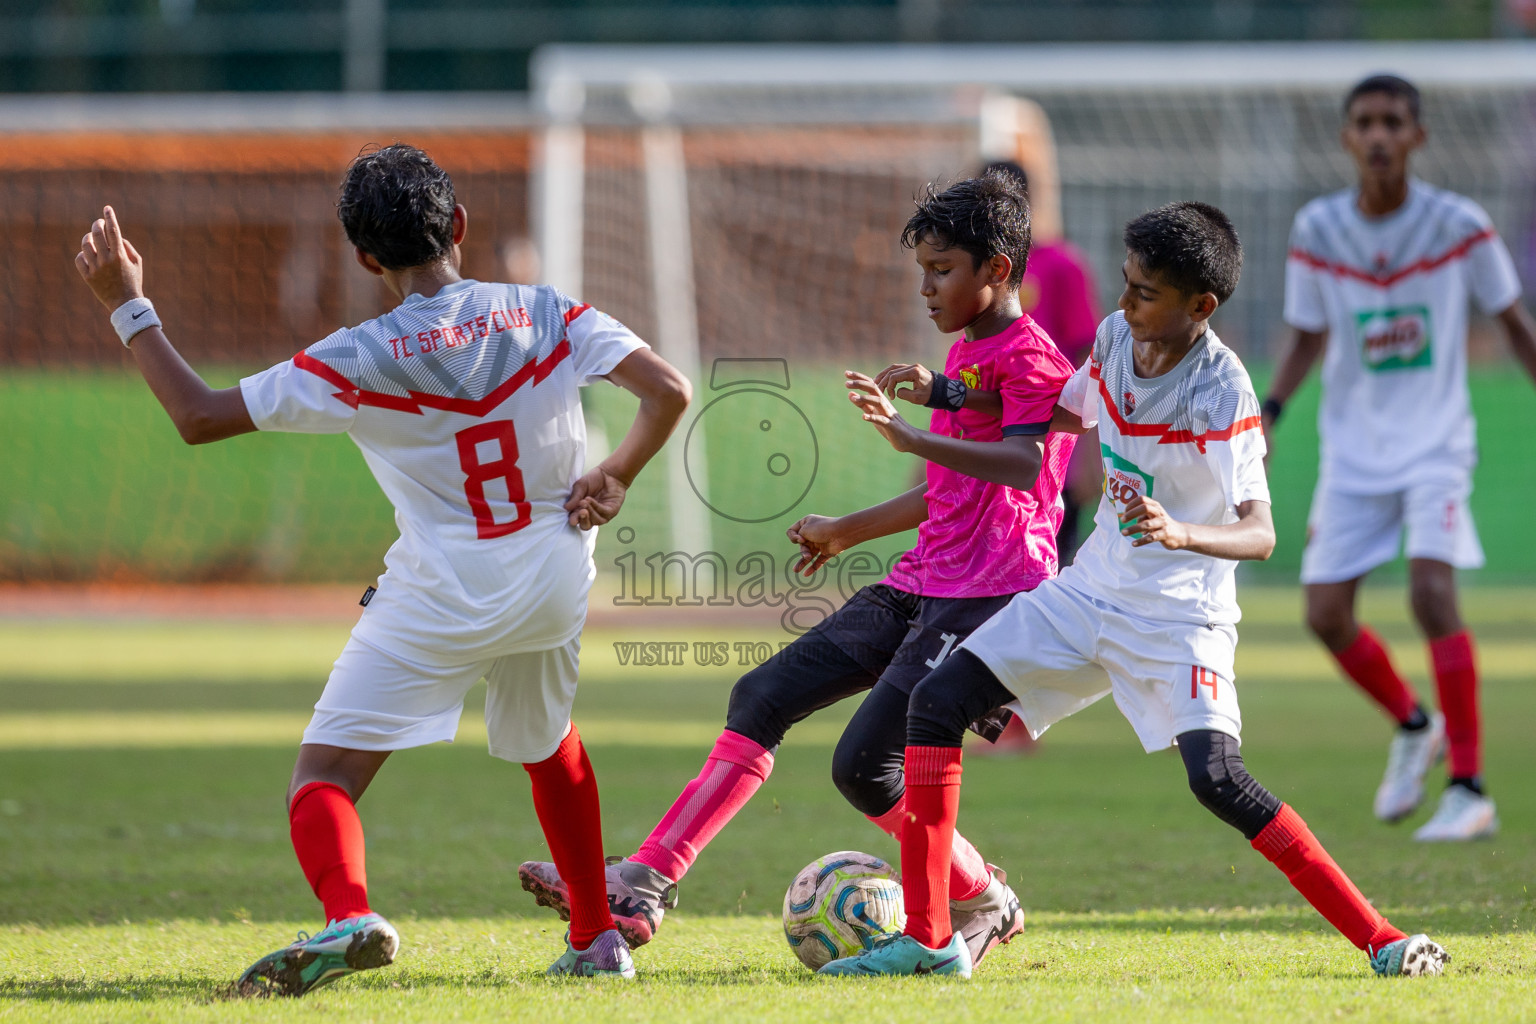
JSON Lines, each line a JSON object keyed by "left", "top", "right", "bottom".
{"left": 1266, "top": 75, "right": 1536, "bottom": 840}
{"left": 73, "top": 144, "right": 692, "bottom": 991}
{"left": 820, "top": 202, "right": 1447, "bottom": 981}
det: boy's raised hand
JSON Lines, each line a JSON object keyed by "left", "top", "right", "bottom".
{"left": 873, "top": 363, "right": 935, "bottom": 406}
{"left": 846, "top": 370, "right": 916, "bottom": 452}
{"left": 75, "top": 206, "right": 145, "bottom": 312}
{"left": 787, "top": 514, "right": 847, "bottom": 576}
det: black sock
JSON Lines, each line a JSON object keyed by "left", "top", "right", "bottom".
{"left": 1400, "top": 705, "right": 1430, "bottom": 731}
{"left": 1449, "top": 776, "right": 1484, "bottom": 796}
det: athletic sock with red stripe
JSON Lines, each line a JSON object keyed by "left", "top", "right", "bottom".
{"left": 900, "top": 746, "right": 964, "bottom": 949}
{"left": 525, "top": 724, "right": 616, "bottom": 949}
{"left": 1429, "top": 630, "right": 1480, "bottom": 780}
{"left": 289, "top": 781, "right": 372, "bottom": 923}
{"left": 1332, "top": 626, "right": 1419, "bottom": 725}
{"left": 1251, "top": 803, "right": 1405, "bottom": 952}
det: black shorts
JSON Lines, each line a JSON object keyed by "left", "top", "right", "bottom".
{"left": 725, "top": 584, "right": 1017, "bottom": 750}
{"left": 820, "top": 584, "right": 1014, "bottom": 696}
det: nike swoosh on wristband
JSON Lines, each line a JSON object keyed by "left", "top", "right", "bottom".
{"left": 131, "top": 309, "right": 148, "bottom": 320}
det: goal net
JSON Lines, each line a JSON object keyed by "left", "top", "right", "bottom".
{"left": 5, "top": 43, "right": 1533, "bottom": 585}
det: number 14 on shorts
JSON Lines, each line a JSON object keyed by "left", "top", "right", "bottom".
{"left": 1190, "top": 666, "right": 1220, "bottom": 700}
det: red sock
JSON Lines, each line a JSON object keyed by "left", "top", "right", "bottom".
{"left": 525, "top": 724, "right": 616, "bottom": 949}
{"left": 1429, "top": 631, "right": 1480, "bottom": 779}
{"left": 631, "top": 730, "right": 774, "bottom": 882}
{"left": 866, "top": 797, "right": 990, "bottom": 902}
{"left": 900, "top": 746, "right": 964, "bottom": 949}
{"left": 1251, "top": 804, "right": 1405, "bottom": 952}
{"left": 1333, "top": 627, "right": 1419, "bottom": 724}
{"left": 289, "top": 781, "right": 372, "bottom": 923}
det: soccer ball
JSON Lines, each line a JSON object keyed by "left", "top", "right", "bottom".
{"left": 782, "top": 850, "right": 905, "bottom": 970}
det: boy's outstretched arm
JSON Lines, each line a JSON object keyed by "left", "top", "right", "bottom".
{"left": 1495, "top": 302, "right": 1536, "bottom": 384}
{"left": 845, "top": 371, "right": 1043, "bottom": 491}
{"left": 566, "top": 349, "right": 691, "bottom": 530}
{"left": 787, "top": 486, "right": 928, "bottom": 576}
{"left": 1119, "top": 497, "right": 1275, "bottom": 561}
{"left": 74, "top": 206, "right": 256, "bottom": 445}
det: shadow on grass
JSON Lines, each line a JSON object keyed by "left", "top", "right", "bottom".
{"left": 381, "top": 964, "right": 818, "bottom": 988}
{"left": 1040, "top": 910, "right": 1334, "bottom": 935}
{"left": 0, "top": 977, "right": 220, "bottom": 1003}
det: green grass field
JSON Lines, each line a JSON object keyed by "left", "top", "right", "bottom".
{"left": 1, "top": 586, "right": 1534, "bottom": 1021}
{"left": 6, "top": 363, "right": 1536, "bottom": 584}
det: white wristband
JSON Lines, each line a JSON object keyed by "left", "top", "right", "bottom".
{"left": 110, "top": 297, "right": 161, "bottom": 346}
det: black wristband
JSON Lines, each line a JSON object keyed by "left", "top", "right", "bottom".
{"left": 923, "top": 372, "right": 967, "bottom": 412}
{"left": 1261, "top": 397, "right": 1283, "bottom": 423}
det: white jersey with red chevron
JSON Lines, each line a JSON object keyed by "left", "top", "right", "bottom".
{"left": 1057, "top": 312, "right": 1269, "bottom": 626}
{"left": 240, "top": 279, "right": 646, "bottom": 664}
{"left": 1283, "top": 179, "right": 1522, "bottom": 494}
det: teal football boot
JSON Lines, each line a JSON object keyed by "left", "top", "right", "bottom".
{"left": 817, "top": 932, "right": 972, "bottom": 978}
{"left": 236, "top": 913, "right": 399, "bottom": 997}
{"left": 1370, "top": 934, "right": 1449, "bottom": 977}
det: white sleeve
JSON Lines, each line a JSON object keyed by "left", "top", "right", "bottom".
{"left": 1056, "top": 360, "right": 1098, "bottom": 428}
{"left": 239, "top": 333, "right": 360, "bottom": 435}
{"left": 1283, "top": 216, "right": 1328, "bottom": 333}
{"left": 1465, "top": 226, "right": 1522, "bottom": 315}
{"left": 1204, "top": 395, "right": 1270, "bottom": 511}
{"left": 564, "top": 304, "right": 649, "bottom": 385}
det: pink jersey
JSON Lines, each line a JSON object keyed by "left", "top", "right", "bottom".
{"left": 1019, "top": 240, "right": 1100, "bottom": 367}
{"left": 884, "top": 315, "right": 1076, "bottom": 598}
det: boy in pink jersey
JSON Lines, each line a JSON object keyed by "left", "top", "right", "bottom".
{"left": 74, "top": 144, "right": 691, "bottom": 990}
{"left": 519, "top": 172, "right": 1075, "bottom": 967}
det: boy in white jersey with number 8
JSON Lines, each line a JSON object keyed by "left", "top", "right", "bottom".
{"left": 73, "top": 144, "right": 692, "bottom": 991}
{"left": 1267, "top": 75, "right": 1536, "bottom": 840}
{"left": 820, "top": 202, "right": 1447, "bottom": 980}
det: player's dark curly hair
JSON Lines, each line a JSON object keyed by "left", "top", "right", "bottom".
{"left": 1122, "top": 201, "right": 1242, "bottom": 305}
{"left": 900, "top": 171, "right": 1031, "bottom": 288}
{"left": 337, "top": 143, "right": 457, "bottom": 271}
{"left": 1345, "top": 73, "right": 1420, "bottom": 124}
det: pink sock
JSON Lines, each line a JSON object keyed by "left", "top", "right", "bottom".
{"left": 867, "top": 796, "right": 991, "bottom": 902}
{"left": 631, "top": 730, "right": 774, "bottom": 882}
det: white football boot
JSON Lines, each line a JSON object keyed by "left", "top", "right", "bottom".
{"left": 1374, "top": 712, "right": 1445, "bottom": 823}
{"left": 948, "top": 865, "right": 1024, "bottom": 966}
{"left": 1413, "top": 785, "right": 1498, "bottom": 841}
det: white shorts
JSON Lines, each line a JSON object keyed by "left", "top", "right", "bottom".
{"left": 303, "top": 634, "right": 580, "bottom": 763}
{"left": 960, "top": 577, "right": 1242, "bottom": 753}
{"left": 1300, "top": 476, "right": 1484, "bottom": 585}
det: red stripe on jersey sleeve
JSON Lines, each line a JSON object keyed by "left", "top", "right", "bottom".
{"left": 563, "top": 303, "right": 593, "bottom": 324}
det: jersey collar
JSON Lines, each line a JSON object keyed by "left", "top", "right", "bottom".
{"left": 400, "top": 278, "right": 480, "bottom": 307}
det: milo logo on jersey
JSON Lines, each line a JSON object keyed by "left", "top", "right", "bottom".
{"left": 1355, "top": 306, "right": 1432, "bottom": 371}
{"left": 1101, "top": 444, "right": 1153, "bottom": 508}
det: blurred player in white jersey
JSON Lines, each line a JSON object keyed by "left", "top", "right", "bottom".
{"left": 820, "top": 202, "right": 1447, "bottom": 981}
{"left": 1265, "top": 75, "right": 1536, "bottom": 840}
{"left": 73, "top": 144, "right": 691, "bottom": 990}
